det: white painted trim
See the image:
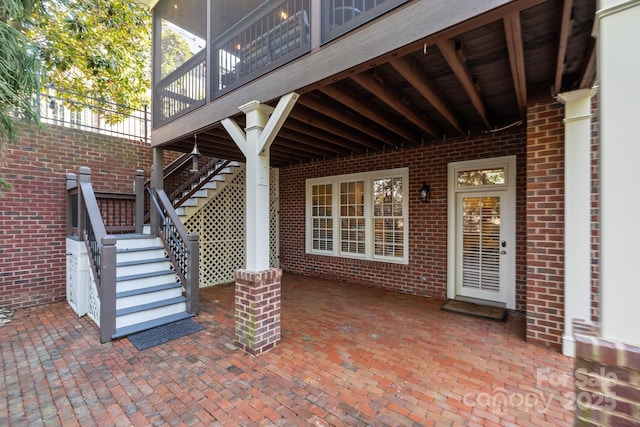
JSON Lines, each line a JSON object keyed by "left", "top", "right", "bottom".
{"left": 558, "top": 88, "right": 596, "bottom": 357}
{"left": 305, "top": 167, "right": 409, "bottom": 264}
{"left": 597, "top": 0, "right": 640, "bottom": 346}
{"left": 447, "top": 156, "right": 517, "bottom": 309}
{"left": 593, "top": 0, "right": 640, "bottom": 36}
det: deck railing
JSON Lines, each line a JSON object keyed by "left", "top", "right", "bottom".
{"left": 67, "top": 168, "right": 149, "bottom": 342}
{"left": 40, "top": 86, "right": 150, "bottom": 142}
{"left": 148, "top": 187, "right": 199, "bottom": 314}
{"left": 153, "top": 0, "right": 409, "bottom": 125}
{"left": 320, "top": 0, "right": 409, "bottom": 43}
{"left": 212, "top": 0, "right": 311, "bottom": 99}
{"left": 153, "top": 50, "right": 207, "bottom": 127}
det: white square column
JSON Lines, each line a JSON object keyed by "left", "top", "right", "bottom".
{"left": 595, "top": 0, "right": 640, "bottom": 347}
{"left": 222, "top": 93, "right": 299, "bottom": 270}
{"left": 558, "top": 88, "right": 597, "bottom": 357}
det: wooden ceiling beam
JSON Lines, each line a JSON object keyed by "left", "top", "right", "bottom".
{"left": 297, "top": 95, "right": 399, "bottom": 148}
{"left": 276, "top": 130, "right": 351, "bottom": 157}
{"left": 319, "top": 85, "right": 419, "bottom": 143}
{"left": 554, "top": 0, "right": 574, "bottom": 95}
{"left": 503, "top": 12, "right": 527, "bottom": 118}
{"left": 284, "top": 118, "right": 368, "bottom": 154}
{"left": 269, "top": 140, "right": 318, "bottom": 161}
{"left": 388, "top": 56, "right": 465, "bottom": 135}
{"left": 289, "top": 107, "right": 381, "bottom": 152}
{"left": 350, "top": 72, "right": 439, "bottom": 138}
{"left": 437, "top": 39, "right": 491, "bottom": 129}
{"left": 580, "top": 38, "right": 596, "bottom": 90}
{"left": 299, "top": 0, "right": 549, "bottom": 96}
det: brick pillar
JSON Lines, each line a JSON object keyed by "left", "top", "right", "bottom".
{"left": 573, "top": 319, "right": 640, "bottom": 426}
{"left": 525, "top": 99, "right": 565, "bottom": 349}
{"left": 234, "top": 268, "right": 282, "bottom": 355}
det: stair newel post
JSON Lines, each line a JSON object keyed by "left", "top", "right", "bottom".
{"left": 99, "top": 236, "right": 117, "bottom": 343}
{"left": 77, "top": 167, "right": 90, "bottom": 237}
{"left": 186, "top": 233, "right": 200, "bottom": 314}
{"left": 150, "top": 148, "right": 164, "bottom": 238}
{"left": 66, "top": 173, "right": 77, "bottom": 237}
{"left": 134, "top": 169, "right": 145, "bottom": 234}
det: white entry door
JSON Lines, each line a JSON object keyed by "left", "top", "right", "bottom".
{"left": 448, "top": 157, "right": 516, "bottom": 308}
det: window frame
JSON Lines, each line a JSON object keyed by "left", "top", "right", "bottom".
{"left": 306, "top": 167, "right": 409, "bottom": 264}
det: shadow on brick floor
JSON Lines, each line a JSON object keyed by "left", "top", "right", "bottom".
{"left": 0, "top": 273, "right": 574, "bottom": 426}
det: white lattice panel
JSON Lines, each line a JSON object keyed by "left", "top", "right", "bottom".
{"left": 182, "top": 164, "right": 280, "bottom": 287}
{"left": 67, "top": 250, "right": 78, "bottom": 308}
{"left": 87, "top": 266, "right": 100, "bottom": 326}
{"left": 66, "top": 238, "right": 91, "bottom": 317}
{"left": 270, "top": 168, "right": 280, "bottom": 268}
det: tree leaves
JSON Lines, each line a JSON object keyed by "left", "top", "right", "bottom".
{"left": 30, "top": 0, "right": 151, "bottom": 111}
{"left": 0, "top": 0, "right": 42, "bottom": 143}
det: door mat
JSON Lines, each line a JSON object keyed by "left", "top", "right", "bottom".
{"left": 440, "top": 299, "right": 507, "bottom": 322}
{"left": 128, "top": 318, "right": 205, "bottom": 351}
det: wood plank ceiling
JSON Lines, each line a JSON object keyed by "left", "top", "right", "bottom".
{"left": 166, "top": 0, "right": 596, "bottom": 167}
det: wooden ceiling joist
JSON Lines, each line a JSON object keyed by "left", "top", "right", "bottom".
{"left": 554, "top": 0, "right": 574, "bottom": 95}
{"left": 579, "top": 39, "right": 596, "bottom": 90}
{"left": 319, "top": 85, "right": 419, "bottom": 143}
{"left": 437, "top": 39, "right": 491, "bottom": 129}
{"left": 285, "top": 118, "right": 367, "bottom": 154}
{"left": 503, "top": 12, "right": 527, "bottom": 117}
{"left": 350, "top": 72, "right": 439, "bottom": 138}
{"left": 289, "top": 107, "right": 383, "bottom": 152}
{"left": 276, "top": 130, "right": 351, "bottom": 158}
{"left": 388, "top": 56, "right": 465, "bottom": 135}
{"left": 297, "top": 95, "right": 399, "bottom": 148}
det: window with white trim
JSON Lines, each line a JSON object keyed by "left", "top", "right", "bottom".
{"left": 306, "top": 168, "right": 408, "bottom": 264}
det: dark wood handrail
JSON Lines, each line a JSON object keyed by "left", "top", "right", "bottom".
{"left": 148, "top": 187, "right": 199, "bottom": 314}
{"left": 75, "top": 167, "right": 117, "bottom": 342}
{"left": 173, "top": 159, "right": 232, "bottom": 209}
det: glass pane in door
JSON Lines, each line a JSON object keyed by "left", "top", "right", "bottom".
{"left": 461, "top": 196, "right": 501, "bottom": 293}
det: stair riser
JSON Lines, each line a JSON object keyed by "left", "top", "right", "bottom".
{"left": 200, "top": 182, "right": 218, "bottom": 189}
{"left": 116, "top": 237, "right": 162, "bottom": 251}
{"left": 117, "top": 249, "right": 166, "bottom": 263}
{"left": 115, "top": 302, "right": 187, "bottom": 329}
{"left": 176, "top": 163, "right": 243, "bottom": 222}
{"left": 184, "top": 189, "right": 208, "bottom": 198}
{"left": 116, "top": 262, "right": 173, "bottom": 277}
{"left": 116, "top": 274, "right": 178, "bottom": 293}
{"left": 116, "top": 288, "right": 183, "bottom": 310}
{"left": 181, "top": 199, "right": 199, "bottom": 207}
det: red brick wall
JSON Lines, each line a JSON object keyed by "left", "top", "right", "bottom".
{"left": 279, "top": 128, "right": 528, "bottom": 310}
{"left": 525, "top": 99, "right": 565, "bottom": 348}
{"left": 0, "top": 124, "right": 155, "bottom": 310}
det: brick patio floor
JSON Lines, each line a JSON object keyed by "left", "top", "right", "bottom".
{"left": 0, "top": 274, "right": 575, "bottom": 426}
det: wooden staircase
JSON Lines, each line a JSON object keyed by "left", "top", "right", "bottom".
{"left": 112, "top": 234, "right": 192, "bottom": 339}
{"left": 175, "top": 161, "right": 242, "bottom": 221}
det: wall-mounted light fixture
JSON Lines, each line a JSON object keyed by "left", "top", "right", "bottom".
{"left": 190, "top": 134, "right": 201, "bottom": 173}
{"left": 419, "top": 181, "right": 431, "bottom": 203}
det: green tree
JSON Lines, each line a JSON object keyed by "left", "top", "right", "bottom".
{"left": 0, "top": 0, "right": 43, "bottom": 192}
{"left": 160, "top": 27, "right": 192, "bottom": 80}
{"left": 0, "top": 0, "right": 151, "bottom": 193}
{"left": 30, "top": 0, "right": 151, "bottom": 115}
